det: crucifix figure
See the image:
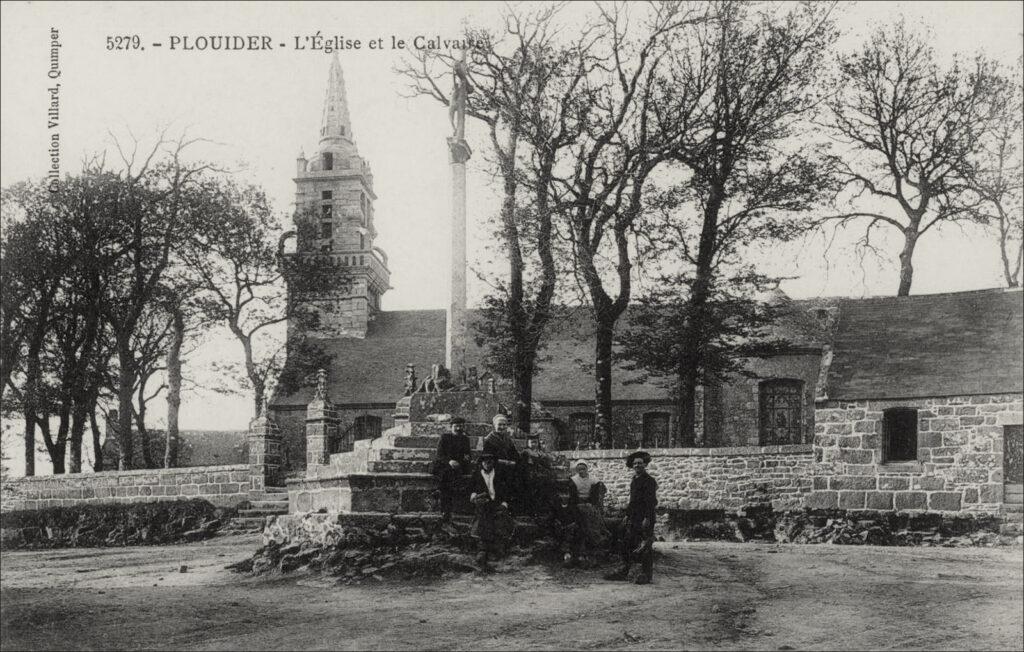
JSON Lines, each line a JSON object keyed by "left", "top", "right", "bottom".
{"left": 448, "top": 49, "right": 473, "bottom": 141}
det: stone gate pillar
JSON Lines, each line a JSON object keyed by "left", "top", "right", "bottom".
{"left": 249, "top": 398, "right": 283, "bottom": 493}
{"left": 306, "top": 368, "right": 340, "bottom": 471}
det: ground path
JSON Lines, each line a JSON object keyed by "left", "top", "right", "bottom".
{"left": 2, "top": 535, "right": 1021, "bottom": 650}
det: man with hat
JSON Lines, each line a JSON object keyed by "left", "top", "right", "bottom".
{"left": 433, "top": 416, "right": 472, "bottom": 522}
{"left": 469, "top": 451, "right": 514, "bottom": 569}
{"left": 605, "top": 450, "right": 657, "bottom": 584}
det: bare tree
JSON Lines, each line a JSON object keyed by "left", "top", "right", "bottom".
{"left": 397, "top": 4, "right": 600, "bottom": 430}
{"left": 549, "top": 2, "right": 707, "bottom": 446}
{"left": 820, "top": 21, "right": 1002, "bottom": 296}
{"left": 963, "top": 57, "right": 1023, "bottom": 287}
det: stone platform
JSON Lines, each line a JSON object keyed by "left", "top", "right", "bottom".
{"left": 287, "top": 391, "right": 529, "bottom": 515}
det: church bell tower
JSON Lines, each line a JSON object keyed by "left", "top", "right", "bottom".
{"left": 289, "top": 54, "right": 391, "bottom": 339}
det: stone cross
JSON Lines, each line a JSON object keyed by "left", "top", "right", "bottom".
{"left": 446, "top": 51, "right": 472, "bottom": 377}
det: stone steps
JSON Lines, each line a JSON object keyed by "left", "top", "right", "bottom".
{"left": 378, "top": 448, "right": 434, "bottom": 461}
{"left": 367, "top": 460, "right": 433, "bottom": 474}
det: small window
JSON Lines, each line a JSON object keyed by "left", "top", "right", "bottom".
{"left": 322, "top": 152, "right": 333, "bottom": 170}
{"left": 883, "top": 408, "right": 918, "bottom": 462}
{"left": 359, "top": 234, "right": 365, "bottom": 250}
{"left": 321, "top": 190, "right": 333, "bottom": 200}
{"left": 319, "top": 222, "right": 332, "bottom": 239}
{"left": 339, "top": 126, "right": 346, "bottom": 136}
{"left": 322, "top": 205, "right": 333, "bottom": 220}
{"left": 569, "top": 413, "right": 594, "bottom": 448}
{"left": 759, "top": 379, "right": 803, "bottom": 445}
{"left": 642, "top": 412, "right": 670, "bottom": 448}
{"left": 354, "top": 415, "right": 381, "bottom": 442}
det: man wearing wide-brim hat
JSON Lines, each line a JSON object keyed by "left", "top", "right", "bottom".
{"left": 605, "top": 450, "right": 658, "bottom": 584}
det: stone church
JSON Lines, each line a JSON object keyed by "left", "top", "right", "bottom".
{"left": 270, "top": 58, "right": 1023, "bottom": 517}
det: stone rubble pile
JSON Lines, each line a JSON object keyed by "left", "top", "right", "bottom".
{"left": 656, "top": 508, "right": 1018, "bottom": 547}
{"left": 228, "top": 513, "right": 552, "bottom": 583}
{"left": 0, "top": 499, "right": 231, "bottom": 549}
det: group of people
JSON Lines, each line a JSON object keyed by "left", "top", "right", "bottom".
{"left": 432, "top": 414, "right": 659, "bottom": 583}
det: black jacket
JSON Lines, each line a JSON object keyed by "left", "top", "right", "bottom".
{"left": 469, "top": 466, "right": 512, "bottom": 504}
{"left": 481, "top": 432, "right": 518, "bottom": 466}
{"left": 626, "top": 472, "right": 658, "bottom": 530}
{"left": 433, "top": 432, "right": 472, "bottom": 475}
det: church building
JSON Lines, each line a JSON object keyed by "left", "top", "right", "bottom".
{"left": 269, "top": 58, "right": 1022, "bottom": 518}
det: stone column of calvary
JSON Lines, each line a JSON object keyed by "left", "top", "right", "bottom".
{"left": 445, "top": 50, "right": 473, "bottom": 376}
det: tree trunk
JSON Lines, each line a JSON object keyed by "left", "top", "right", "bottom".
{"left": 22, "top": 409, "right": 36, "bottom": 477}
{"left": 49, "top": 405, "right": 70, "bottom": 474}
{"left": 90, "top": 405, "right": 103, "bottom": 472}
{"left": 897, "top": 229, "right": 918, "bottom": 296}
{"left": 998, "top": 208, "right": 1022, "bottom": 288}
{"left": 676, "top": 365, "right": 698, "bottom": 447}
{"left": 165, "top": 306, "right": 184, "bottom": 468}
{"left": 69, "top": 400, "right": 88, "bottom": 473}
{"left": 514, "top": 355, "right": 534, "bottom": 434}
{"left": 135, "top": 381, "right": 154, "bottom": 469}
{"left": 594, "top": 320, "right": 615, "bottom": 448}
{"left": 116, "top": 337, "right": 135, "bottom": 470}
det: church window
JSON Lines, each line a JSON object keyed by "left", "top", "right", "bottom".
{"left": 883, "top": 408, "right": 918, "bottom": 462}
{"left": 759, "top": 379, "right": 803, "bottom": 445}
{"left": 322, "top": 152, "right": 333, "bottom": 170}
{"left": 320, "top": 222, "right": 332, "bottom": 239}
{"left": 359, "top": 234, "right": 365, "bottom": 250}
{"left": 339, "top": 126, "right": 346, "bottom": 135}
{"left": 322, "top": 205, "right": 333, "bottom": 219}
{"left": 642, "top": 412, "right": 671, "bottom": 448}
{"left": 569, "top": 413, "right": 594, "bottom": 448}
{"left": 321, "top": 190, "right": 332, "bottom": 200}
{"left": 354, "top": 415, "right": 382, "bottom": 441}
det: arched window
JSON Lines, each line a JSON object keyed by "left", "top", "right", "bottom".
{"left": 883, "top": 408, "right": 918, "bottom": 462}
{"left": 354, "top": 415, "right": 382, "bottom": 441}
{"left": 568, "top": 413, "right": 594, "bottom": 448}
{"left": 642, "top": 412, "right": 671, "bottom": 448}
{"left": 322, "top": 152, "right": 333, "bottom": 170}
{"left": 759, "top": 379, "right": 803, "bottom": 445}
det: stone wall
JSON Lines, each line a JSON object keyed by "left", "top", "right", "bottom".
{"left": 809, "top": 394, "right": 1024, "bottom": 514}
{"left": 0, "top": 465, "right": 250, "bottom": 512}
{"left": 565, "top": 445, "right": 814, "bottom": 512}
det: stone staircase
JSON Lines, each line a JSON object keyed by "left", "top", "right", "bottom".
{"left": 288, "top": 419, "right": 525, "bottom": 515}
{"left": 223, "top": 486, "right": 290, "bottom": 534}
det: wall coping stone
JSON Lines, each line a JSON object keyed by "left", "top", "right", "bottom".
{"left": 3, "top": 464, "right": 248, "bottom": 483}
{"left": 560, "top": 444, "right": 813, "bottom": 459}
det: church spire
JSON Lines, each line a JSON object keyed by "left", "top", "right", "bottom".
{"left": 320, "top": 53, "right": 354, "bottom": 147}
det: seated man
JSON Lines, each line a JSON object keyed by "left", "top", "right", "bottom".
{"left": 517, "top": 435, "right": 557, "bottom": 517}
{"left": 432, "top": 416, "right": 472, "bottom": 521}
{"left": 469, "top": 452, "right": 515, "bottom": 569}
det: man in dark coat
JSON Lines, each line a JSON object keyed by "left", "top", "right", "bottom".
{"left": 605, "top": 450, "right": 657, "bottom": 584}
{"left": 433, "top": 417, "right": 472, "bottom": 521}
{"left": 469, "top": 452, "right": 515, "bottom": 569}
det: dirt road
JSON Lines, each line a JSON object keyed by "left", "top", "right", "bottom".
{"left": 2, "top": 535, "right": 1021, "bottom": 650}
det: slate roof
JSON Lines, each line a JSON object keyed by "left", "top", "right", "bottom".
{"left": 272, "top": 302, "right": 833, "bottom": 408}
{"left": 271, "top": 288, "right": 1023, "bottom": 408}
{"left": 824, "top": 288, "right": 1023, "bottom": 400}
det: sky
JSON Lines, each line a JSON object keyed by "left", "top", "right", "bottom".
{"left": 1, "top": 1, "right": 1022, "bottom": 461}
